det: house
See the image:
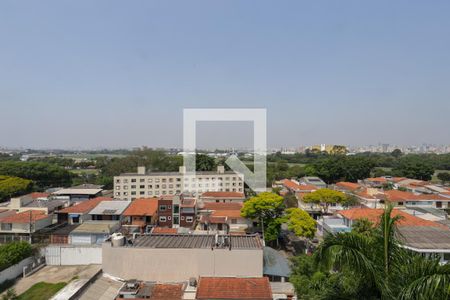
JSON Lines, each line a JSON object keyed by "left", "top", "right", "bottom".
{"left": 122, "top": 198, "right": 158, "bottom": 231}
{"left": 195, "top": 277, "right": 272, "bottom": 300}
{"left": 156, "top": 194, "right": 197, "bottom": 229}
{"left": 384, "top": 190, "right": 450, "bottom": 209}
{"left": 335, "top": 182, "right": 361, "bottom": 193}
{"left": 49, "top": 224, "right": 79, "bottom": 244}
{"left": 362, "top": 177, "right": 388, "bottom": 188}
{"left": 102, "top": 234, "right": 264, "bottom": 282}
{"left": 299, "top": 176, "right": 327, "bottom": 189}
{"left": 0, "top": 210, "right": 53, "bottom": 238}
{"left": 263, "top": 246, "right": 291, "bottom": 282}
{"left": 8, "top": 194, "right": 67, "bottom": 214}
{"left": 56, "top": 197, "right": 113, "bottom": 224}
{"left": 88, "top": 200, "right": 131, "bottom": 221}
{"left": 200, "top": 191, "right": 246, "bottom": 203}
{"left": 116, "top": 281, "right": 184, "bottom": 300}
{"left": 69, "top": 220, "right": 120, "bottom": 245}
{"left": 319, "top": 208, "right": 450, "bottom": 263}
{"left": 52, "top": 187, "right": 103, "bottom": 202}
{"left": 197, "top": 202, "right": 250, "bottom": 233}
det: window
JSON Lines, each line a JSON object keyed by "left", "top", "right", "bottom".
{"left": 131, "top": 179, "right": 136, "bottom": 183}
{"left": 116, "top": 179, "right": 121, "bottom": 183}
{"left": 131, "top": 191, "right": 136, "bottom": 195}
{"left": 148, "top": 191, "right": 153, "bottom": 195}
{"left": 231, "top": 218, "right": 237, "bottom": 224}
{"left": 168, "top": 205, "right": 172, "bottom": 209}
{"left": 140, "top": 185, "right": 145, "bottom": 189}
{"left": 131, "top": 185, "right": 136, "bottom": 189}
{"left": 1, "top": 223, "right": 12, "bottom": 231}
{"left": 444, "top": 253, "right": 450, "bottom": 261}
{"left": 186, "top": 216, "right": 193, "bottom": 222}
{"left": 124, "top": 192, "right": 128, "bottom": 196}
{"left": 123, "top": 186, "right": 128, "bottom": 190}
{"left": 148, "top": 179, "right": 153, "bottom": 183}
{"left": 174, "top": 205, "right": 179, "bottom": 213}
{"left": 159, "top": 216, "right": 166, "bottom": 222}
{"left": 116, "top": 186, "right": 120, "bottom": 190}
{"left": 159, "top": 205, "right": 166, "bottom": 211}
{"left": 140, "top": 191, "right": 145, "bottom": 195}
{"left": 168, "top": 216, "right": 172, "bottom": 221}
{"left": 123, "top": 179, "right": 128, "bottom": 183}
{"left": 169, "top": 178, "right": 173, "bottom": 182}
{"left": 115, "top": 192, "right": 120, "bottom": 196}
{"left": 148, "top": 185, "right": 153, "bottom": 189}
{"left": 162, "top": 179, "right": 167, "bottom": 183}
{"left": 140, "top": 178, "right": 145, "bottom": 182}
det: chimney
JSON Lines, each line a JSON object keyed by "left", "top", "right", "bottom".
{"left": 137, "top": 166, "right": 146, "bottom": 175}
{"left": 217, "top": 165, "right": 225, "bottom": 174}
{"left": 179, "top": 166, "right": 186, "bottom": 174}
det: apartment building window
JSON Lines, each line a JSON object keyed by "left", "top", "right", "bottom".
{"left": 123, "top": 179, "right": 128, "bottom": 183}
{"left": 176, "top": 178, "right": 181, "bottom": 182}
{"left": 238, "top": 182, "right": 242, "bottom": 186}
{"left": 123, "top": 186, "right": 128, "bottom": 190}
{"left": 159, "top": 205, "right": 166, "bottom": 211}
{"left": 232, "top": 188, "right": 236, "bottom": 192}
{"left": 162, "top": 179, "right": 167, "bottom": 183}
{"left": 140, "top": 185, "right": 145, "bottom": 189}
{"left": 169, "top": 178, "right": 173, "bottom": 182}
{"left": 156, "top": 185, "right": 160, "bottom": 189}
{"left": 140, "top": 178, "right": 145, "bottom": 182}
{"left": 155, "top": 191, "right": 160, "bottom": 195}
{"left": 148, "top": 185, "right": 153, "bottom": 189}
{"left": 116, "top": 186, "right": 120, "bottom": 190}
{"left": 162, "top": 184, "right": 167, "bottom": 189}
{"left": 155, "top": 179, "right": 160, "bottom": 183}
{"left": 162, "top": 191, "right": 167, "bottom": 195}
{"left": 159, "top": 216, "right": 166, "bottom": 222}
{"left": 181, "top": 216, "right": 185, "bottom": 220}
{"left": 176, "top": 184, "right": 181, "bottom": 188}
{"left": 140, "top": 191, "right": 145, "bottom": 195}
{"left": 225, "top": 177, "right": 230, "bottom": 181}
{"left": 169, "top": 190, "right": 174, "bottom": 194}
{"left": 232, "top": 183, "right": 236, "bottom": 186}
{"left": 232, "top": 177, "right": 236, "bottom": 180}
{"left": 186, "top": 216, "right": 193, "bottom": 222}
{"left": 131, "top": 191, "right": 136, "bottom": 195}
{"left": 148, "top": 191, "right": 153, "bottom": 196}
{"left": 131, "top": 179, "right": 136, "bottom": 183}
{"left": 148, "top": 179, "right": 153, "bottom": 183}
{"left": 176, "top": 190, "right": 181, "bottom": 193}
{"left": 116, "top": 179, "right": 120, "bottom": 183}
{"left": 168, "top": 216, "right": 172, "bottom": 221}
{"left": 115, "top": 192, "right": 120, "bottom": 196}
{"left": 1, "top": 223, "right": 12, "bottom": 231}
{"left": 131, "top": 185, "right": 136, "bottom": 189}
{"left": 169, "top": 184, "right": 173, "bottom": 188}
{"left": 124, "top": 192, "right": 128, "bottom": 196}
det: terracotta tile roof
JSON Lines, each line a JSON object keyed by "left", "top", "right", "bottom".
{"left": 28, "top": 192, "right": 50, "bottom": 199}
{"left": 196, "top": 277, "right": 272, "bottom": 300}
{"left": 150, "top": 283, "right": 183, "bottom": 300}
{"left": 338, "top": 208, "right": 448, "bottom": 229}
{"left": 202, "top": 202, "right": 243, "bottom": 211}
{"left": 355, "top": 188, "right": 383, "bottom": 200}
{"left": 201, "top": 191, "right": 245, "bottom": 199}
{"left": 336, "top": 182, "right": 361, "bottom": 191}
{"left": 282, "top": 179, "right": 317, "bottom": 192}
{"left": 180, "top": 198, "right": 196, "bottom": 208}
{"left": 384, "top": 190, "right": 450, "bottom": 202}
{"left": 366, "top": 177, "right": 388, "bottom": 183}
{"left": 160, "top": 195, "right": 175, "bottom": 201}
{"left": 58, "top": 197, "right": 113, "bottom": 214}
{"left": 0, "top": 210, "right": 50, "bottom": 224}
{"left": 199, "top": 215, "right": 228, "bottom": 224}
{"left": 211, "top": 210, "right": 243, "bottom": 219}
{"left": 123, "top": 198, "right": 158, "bottom": 217}
{"left": 151, "top": 227, "right": 178, "bottom": 234}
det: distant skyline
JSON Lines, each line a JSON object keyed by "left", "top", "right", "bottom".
{"left": 1, "top": 1, "right": 450, "bottom": 149}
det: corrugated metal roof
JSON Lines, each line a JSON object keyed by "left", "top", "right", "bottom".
{"left": 89, "top": 200, "right": 131, "bottom": 215}
{"left": 398, "top": 226, "right": 450, "bottom": 250}
{"left": 132, "top": 234, "right": 263, "bottom": 249}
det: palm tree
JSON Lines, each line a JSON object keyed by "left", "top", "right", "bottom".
{"left": 315, "top": 204, "right": 450, "bottom": 299}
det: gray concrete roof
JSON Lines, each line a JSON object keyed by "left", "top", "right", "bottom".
{"left": 89, "top": 200, "right": 131, "bottom": 215}
{"left": 398, "top": 226, "right": 450, "bottom": 250}
{"left": 131, "top": 234, "right": 263, "bottom": 249}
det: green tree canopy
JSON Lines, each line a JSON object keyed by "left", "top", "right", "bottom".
{"left": 195, "top": 154, "right": 217, "bottom": 171}
{"left": 392, "top": 157, "right": 435, "bottom": 181}
{"left": 0, "top": 161, "right": 72, "bottom": 189}
{"left": 0, "top": 176, "right": 33, "bottom": 202}
{"left": 302, "top": 189, "right": 348, "bottom": 213}
{"left": 241, "top": 192, "right": 285, "bottom": 242}
{"left": 437, "top": 172, "right": 450, "bottom": 184}
{"left": 283, "top": 208, "right": 316, "bottom": 239}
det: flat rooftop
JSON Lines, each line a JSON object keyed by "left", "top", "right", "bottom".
{"left": 130, "top": 234, "right": 263, "bottom": 250}
{"left": 118, "top": 170, "right": 241, "bottom": 176}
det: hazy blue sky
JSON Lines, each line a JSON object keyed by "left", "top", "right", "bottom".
{"left": 1, "top": 1, "right": 450, "bottom": 149}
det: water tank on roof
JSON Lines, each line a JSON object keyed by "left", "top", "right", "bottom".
{"left": 111, "top": 233, "right": 125, "bottom": 247}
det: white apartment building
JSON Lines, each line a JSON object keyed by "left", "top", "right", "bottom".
{"left": 114, "top": 166, "right": 244, "bottom": 201}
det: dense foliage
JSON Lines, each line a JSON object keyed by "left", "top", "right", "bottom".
{"left": 291, "top": 205, "right": 450, "bottom": 299}
{"left": 282, "top": 208, "right": 316, "bottom": 239}
{"left": 0, "top": 161, "right": 72, "bottom": 189}
{"left": 0, "top": 242, "right": 33, "bottom": 271}
{"left": 302, "top": 189, "right": 350, "bottom": 213}
{"left": 0, "top": 176, "right": 33, "bottom": 202}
